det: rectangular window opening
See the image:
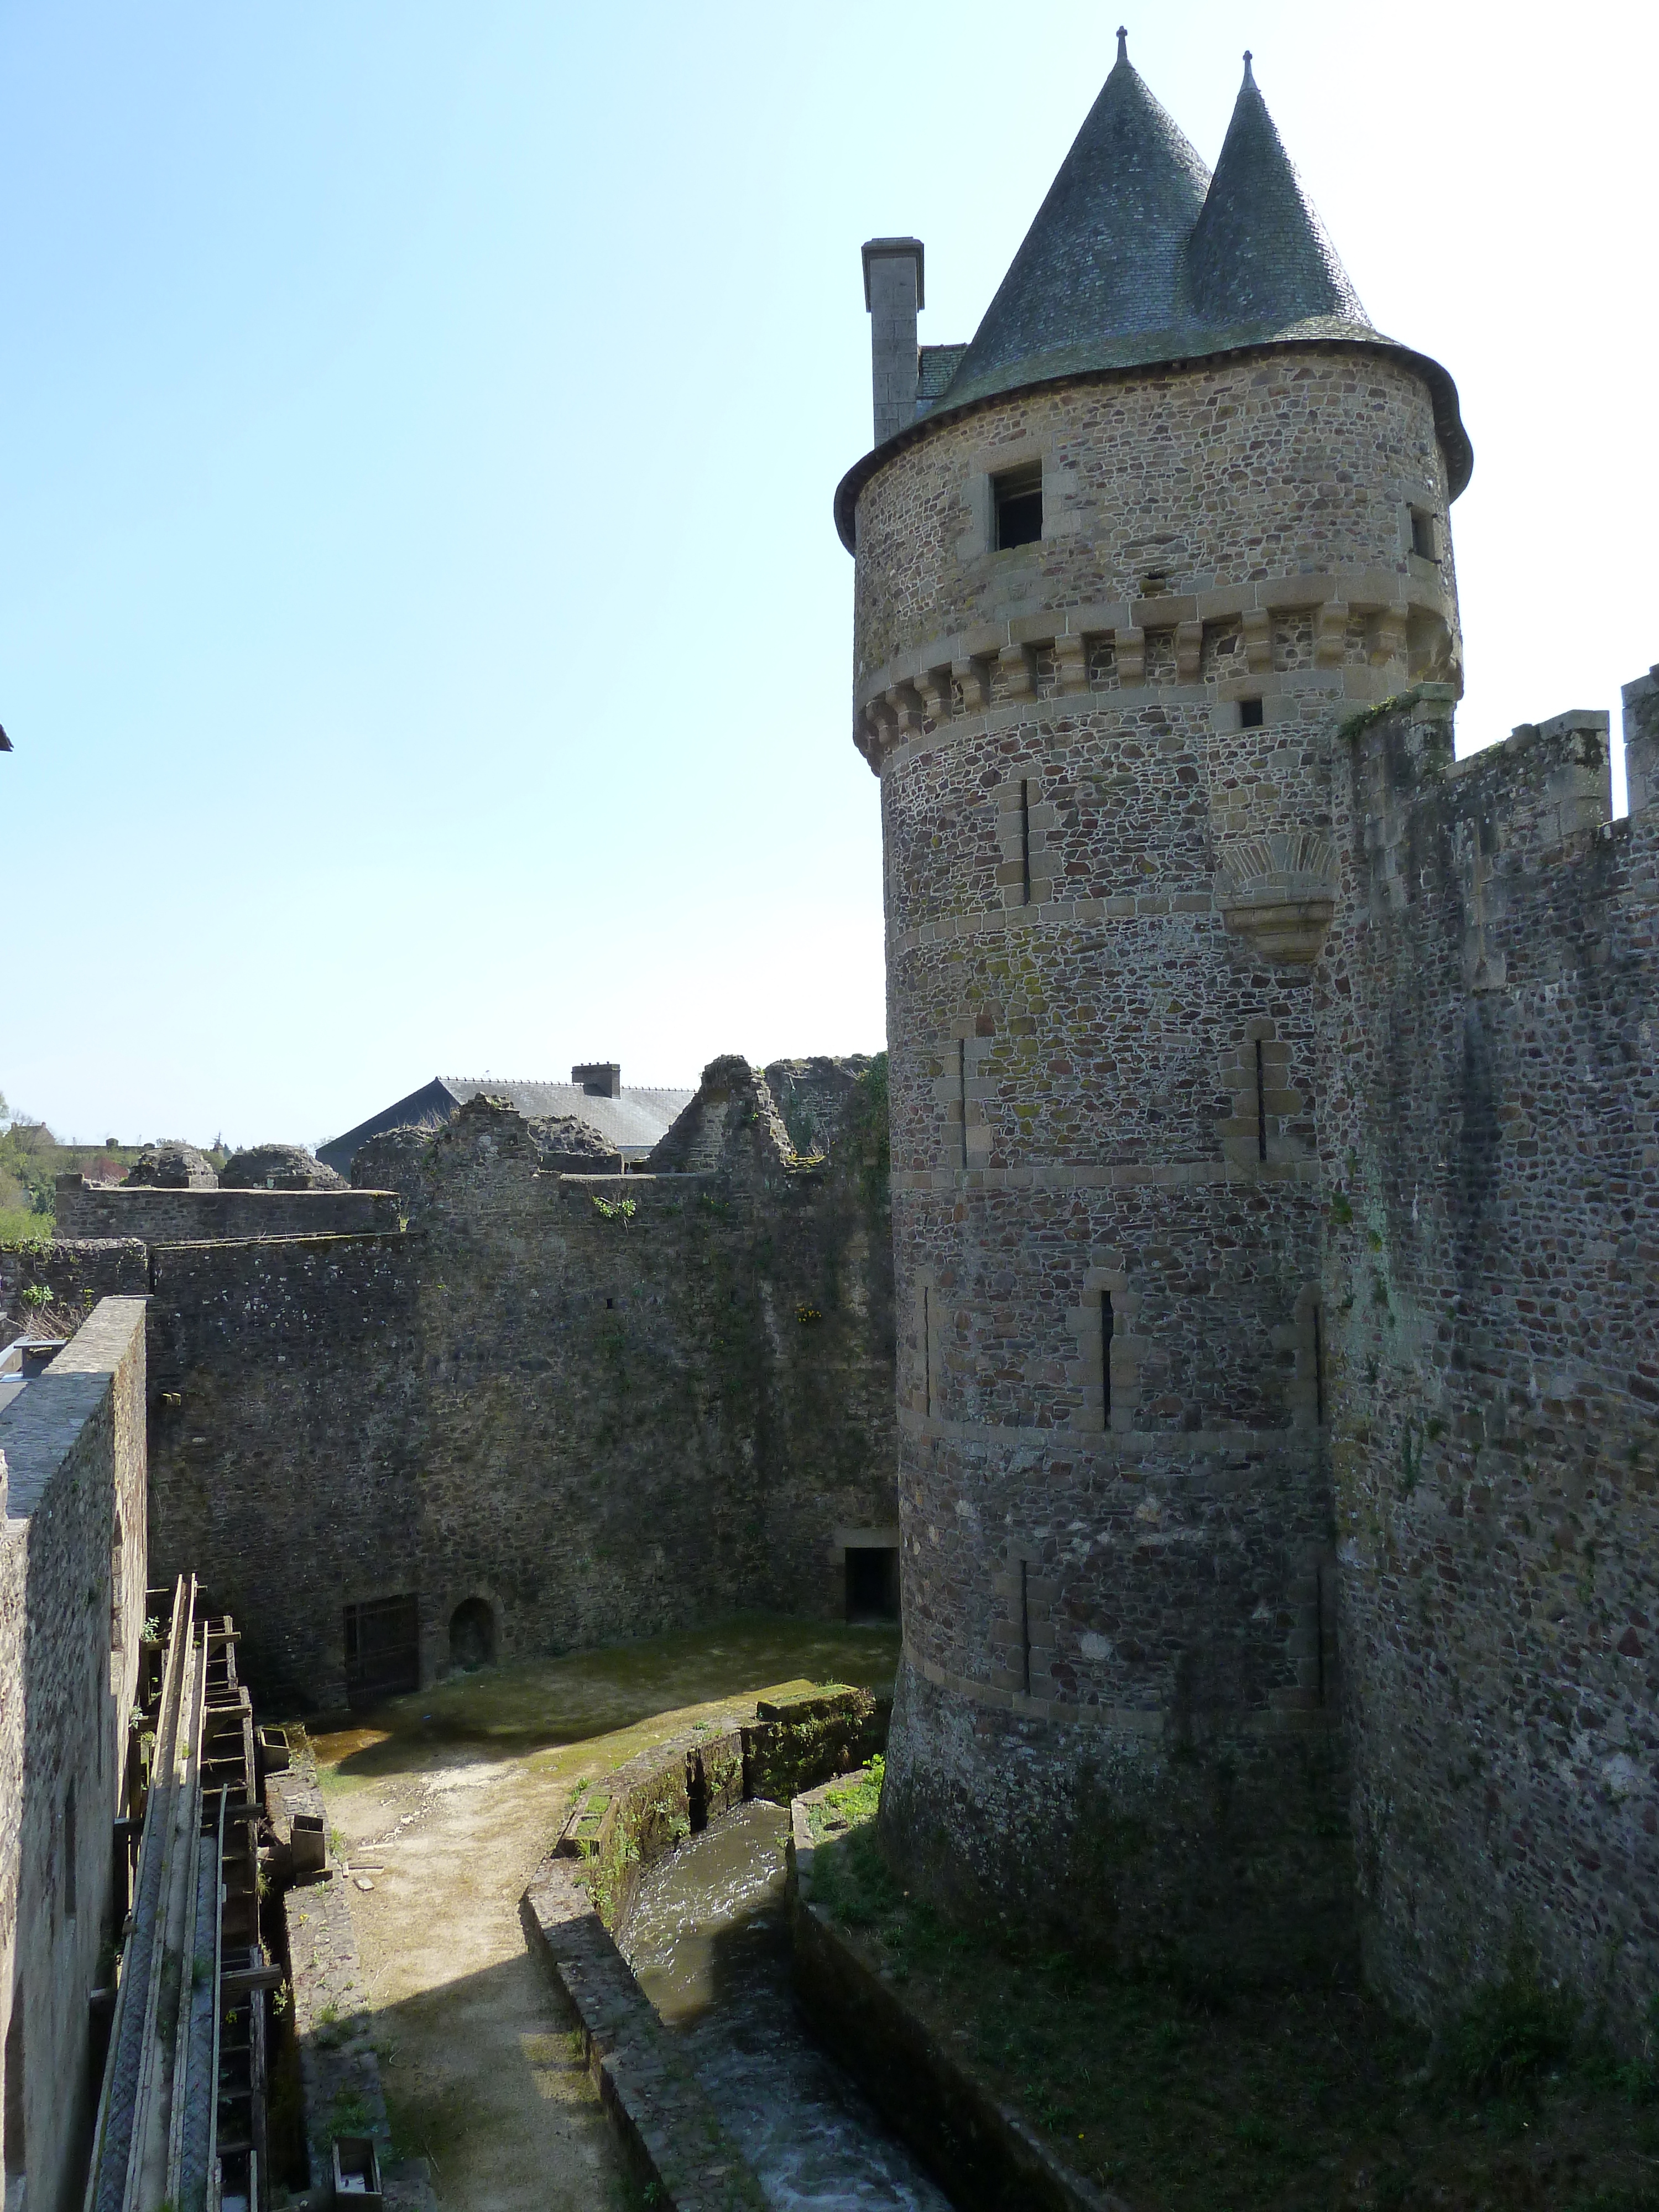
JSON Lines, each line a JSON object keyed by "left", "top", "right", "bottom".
{"left": 958, "top": 1038, "right": 968, "bottom": 1170}
{"left": 1019, "top": 778, "right": 1032, "bottom": 906}
{"left": 846, "top": 1546, "right": 900, "bottom": 1624}
{"left": 994, "top": 462, "right": 1042, "bottom": 551}
{"left": 1100, "top": 1289, "right": 1114, "bottom": 1423}
{"left": 1410, "top": 507, "right": 1438, "bottom": 561}
{"left": 1239, "top": 696, "right": 1264, "bottom": 728}
{"left": 922, "top": 1285, "right": 933, "bottom": 1421}
{"left": 1019, "top": 1559, "right": 1031, "bottom": 1695}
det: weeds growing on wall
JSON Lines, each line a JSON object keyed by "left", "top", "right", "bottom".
{"left": 841, "top": 1054, "right": 889, "bottom": 1215}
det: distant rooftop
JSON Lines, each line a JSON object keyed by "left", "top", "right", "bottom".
{"left": 317, "top": 1066, "right": 693, "bottom": 1177}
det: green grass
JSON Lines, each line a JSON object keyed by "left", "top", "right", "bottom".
{"left": 0, "top": 1207, "right": 52, "bottom": 1246}
{"left": 302, "top": 1611, "right": 900, "bottom": 1786}
{"left": 808, "top": 1767, "right": 1659, "bottom": 2210}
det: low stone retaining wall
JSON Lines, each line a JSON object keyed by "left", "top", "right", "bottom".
{"left": 518, "top": 1682, "right": 889, "bottom": 2208}
{"left": 557, "top": 1681, "right": 888, "bottom": 1930}
{"left": 520, "top": 1855, "right": 766, "bottom": 2211}
{"left": 788, "top": 1780, "right": 1128, "bottom": 2212}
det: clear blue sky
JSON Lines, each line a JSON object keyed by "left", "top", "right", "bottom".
{"left": 4, "top": 2, "right": 1653, "bottom": 1149}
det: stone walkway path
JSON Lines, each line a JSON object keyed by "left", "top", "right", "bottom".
{"left": 305, "top": 1615, "right": 901, "bottom": 2211}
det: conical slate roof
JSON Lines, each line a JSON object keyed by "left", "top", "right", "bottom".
{"left": 1186, "top": 54, "right": 1368, "bottom": 331}
{"left": 942, "top": 32, "right": 1212, "bottom": 411}
{"left": 837, "top": 41, "right": 1470, "bottom": 545}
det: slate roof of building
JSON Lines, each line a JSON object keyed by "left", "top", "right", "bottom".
{"left": 837, "top": 40, "right": 1470, "bottom": 546}
{"left": 317, "top": 1076, "right": 693, "bottom": 1177}
{"left": 437, "top": 1080, "right": 692, "bottom": 1155}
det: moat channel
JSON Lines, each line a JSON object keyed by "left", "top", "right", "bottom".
{"left": 620, "top": 1799, "right": 955, "bottom": 2211}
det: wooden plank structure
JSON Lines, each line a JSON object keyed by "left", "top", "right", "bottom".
{"left": 83, "top": 1576, "right": 276, "bottom": 2212}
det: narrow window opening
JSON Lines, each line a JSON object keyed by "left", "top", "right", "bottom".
{"left": 1019, "top": 779, "right": 1032, "bottom": 906}
{"left": 922, "top": 1287, "right": 933, "bottom": 1421}
{"left": 63, "top": 1785, "right": 76, "bottom": 1921}
{"left": 1019, "top": 1559, "right": 1031, "bottom": 1695}
{"left": 958, "top": 1039, "right": 968, "bottom": 1170}
{"left": 1100, "top": 1290, "right": 1114, "bottom": 1423}
{"left": 1312, "top": 1306, "right": 1326, "bottom": 1427}
{"left": 1255, "top": 1039, "right": 1268, "bottom": 1164}
{"left": 1239, "top": 696, "right": 1264, "bottom": 728}
{"left": 993, "top": 462, "right": 1042, "bottom": 550}
{"left": 1410, "top": 507, "right": 1438, "bottom": 561}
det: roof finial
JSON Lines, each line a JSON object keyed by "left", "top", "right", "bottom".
{"left": 1242, "top": 49, "right": 1255, "bottom": 85}
{"left": 1116, "top": 24, "right": 1128, "bottom": 62}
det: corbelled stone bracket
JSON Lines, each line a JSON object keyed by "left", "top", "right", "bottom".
{"left": 1214, "top": 831, "right": 1337, "bottom": 966}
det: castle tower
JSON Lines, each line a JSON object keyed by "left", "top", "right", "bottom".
{"left": 841, "top": 39, "right": 1470, "bottom": 1969}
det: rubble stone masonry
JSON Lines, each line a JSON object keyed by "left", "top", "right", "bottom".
{"left": 2, "top": 1068, "right": 898, "bottom": 1714}
{"left": 1328, "top": 687, "right": 1658, "bottom": 2034}
{"left": 0, "top": 1299, "right": 148, "bottom": 2212}
{"left": 852, "top": 338, "right": 1658, "bottom": 2034}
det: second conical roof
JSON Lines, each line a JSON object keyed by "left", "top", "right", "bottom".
{"left": 1186, "top": 55, "right": 1369, "bottom": 332}
{"left": 942, "top": 35, "right": 1212, "bottom": 411}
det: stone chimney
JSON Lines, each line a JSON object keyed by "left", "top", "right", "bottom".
{"left": 572, "top": 1062, "right": 622, "bottom": 1098}
{"left": 862, "top": 238, "right": 924, "bottom": 446}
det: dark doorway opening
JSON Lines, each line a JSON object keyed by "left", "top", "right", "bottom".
{"left": 448, "top": 1597, "right": 495, "bottom": 1674}
{"left": 343, "top": 1594, "right": 420, "bottom": 1709}
{"left": 846, "top": 1547, "right": 900, "bottom": 1624}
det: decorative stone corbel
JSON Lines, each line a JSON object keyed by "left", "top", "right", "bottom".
{"left": 1374, "top": 607, "right": 1409, "bottom": 669}
{"left": 1175, "top": 620, "right": 1203, "bottom": 684}
{"left": 997, "top": 643, "right": 1033, "bottom": 701}
{"left": 952, "top": 656, "right": 990, "bottom": 713}
{"left": 1116, "top": 626, "right": 1146, "bottom": 684}
{"left": 1242, "top": 609, "right": 1272, "bottom": 675}
{"left": 885, "top": 681, "right": 926, "bottom": 735}
{"left": 1214, "top": 831, "right": 1338, "bottom": 966}
{"left": 1313, "top": 603, "right": 1349, "bottom": 670}
{"left": 1053, "top": 634, "right": 1088, "bottom": 695}
{"left": 917, "top": 665, "right": 953, "bottom": 724}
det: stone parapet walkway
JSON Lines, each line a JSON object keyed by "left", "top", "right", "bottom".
{"left": 521, "top": 1853, "right": 767, "bottom": 2212}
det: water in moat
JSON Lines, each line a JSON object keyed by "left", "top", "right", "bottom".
{"left": 620, "top": 1798, "right": 956, "bottom": 2211}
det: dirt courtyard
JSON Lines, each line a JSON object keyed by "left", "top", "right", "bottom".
{"left": 304, "top": 1614, "right": 901, "bottom": 2211}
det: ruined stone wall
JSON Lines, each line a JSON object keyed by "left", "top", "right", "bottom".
{"left": 54, "top": 1181, "right": 399, "bottom": 1243}
{"left": 1327, "top": 686, "right": 1659, "bottom": 2038}
{"left": 0, "top": 1298, "right": 148, "bottom": 2212}
{"left": 129, "top": 1073, "right": 895, "bottom": 1710}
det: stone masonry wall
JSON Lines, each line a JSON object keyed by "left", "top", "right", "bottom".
{"left": 1326, "top": 687, "right": 1659, "bottom": 2040}
{"left": 54, "top": 1182, "right": 399, "bottom": 1244}
{"left": 0, "top": 1298, "right": 148, "bottom": 2212}
{"left": 124, "top": 1067, "right": 894, "bottom": 1710}
{"left": 851, "top": 349, "right": 1460, "bottom": 711}
{"left": 851, "top": 352, "right": 1456, "bottom": 1976}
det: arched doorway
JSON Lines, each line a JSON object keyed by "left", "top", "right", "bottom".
{"left": 448, "top": 1598, "right": 495, "bottom": 1673}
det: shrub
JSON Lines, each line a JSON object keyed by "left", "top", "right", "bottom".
{"left": 1440, "top": 1965, "right": 1580, "bottom": 2100}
